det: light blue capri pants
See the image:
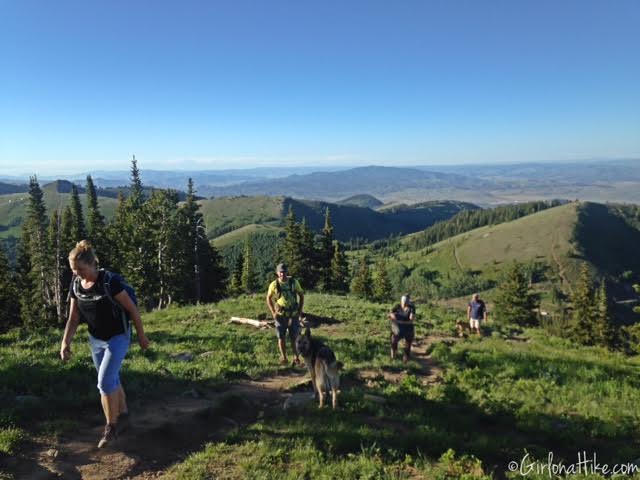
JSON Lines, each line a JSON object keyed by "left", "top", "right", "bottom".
{"left": 89, "top": 332, "right": 130, "bottom": 395}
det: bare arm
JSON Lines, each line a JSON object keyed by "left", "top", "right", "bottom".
{"left": 266, "top": 292, "right": 277, "bottom": 318}
{"left": 114, "top": 290, "right": 150, "bottom": 350}
{"left": 467, "top": 305, "right": 471, "bottom": 320}
{"left": 60, "top": 298, "right": 81, "bottom": 361}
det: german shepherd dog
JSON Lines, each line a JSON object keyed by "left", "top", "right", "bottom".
{"left": 295, "top": 326, "right": 342, "bottom": 409}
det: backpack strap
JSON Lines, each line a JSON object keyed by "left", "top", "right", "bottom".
{"left": 101, "top": 269, "right": 130, "bottom": 335}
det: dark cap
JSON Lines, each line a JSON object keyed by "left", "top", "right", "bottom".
{"left": 276, "top": 263, "right": 288, "bottom": 273}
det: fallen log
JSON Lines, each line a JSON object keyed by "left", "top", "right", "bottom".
{"left": 229, "top": 317, "right": 274, "bottom": 328}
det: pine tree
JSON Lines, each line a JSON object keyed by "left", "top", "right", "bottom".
{"left": 85, "top": 175, "right": 109, "bottom": 267}
{"left": 111, "top": 157, "right": 154, "bottom": 308}
{"left": 197, "top": 240, "right": 227, "bottom": 302}
{"left": 330, "top": 241, "right": 350, "bottom": 293}
{"left": 21, "top": 176, "right": 55, "bottom": 326}
{"left": 493, "top": 262, "right": 539, "bottom": 326}
{"left": 351, "top": 256, "right": 373, "bottom": 299}
{"left": 241, "top": 238, "right": 258, "bottom": 293}
{"left": 594, "top": 281, "right": 616, "bottom": 349}
{"left": 229, "top": 255, "right": 243, "bottom": 296}
{"left": 372, "top": 258, "right": 392, "bottom": 302}
{"left": 69, "top": 184, "right": 87, "bottom": 242}
{"left": 280, "top": 206, "right": 304, "bottom": 277}
{"left": 318, "top": 207, "right": 334, "bottom": 292}
{"left": 129, "top": 155, "right": 144, "bottom": 208}
{"left": 298, "top": 217, "right": 318, "bottom": 287}
{"left": 48, "top": 209, "right": 65, "bottom": 323}
{"left": 0, "top": 244, "right": 20, "bottom": 330}
{"left": 145, "top": 189, "right": 182, "bottom": 309}
{"left": 570, "top": 264, "right": 596, "bottom": 345}
{"left": 179, "top": 179, "right": 227, "bottom": 303}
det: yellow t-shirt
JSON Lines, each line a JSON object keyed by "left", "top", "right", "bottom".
{"left": 267, "top": 278, "right": 304, "bottom": 310}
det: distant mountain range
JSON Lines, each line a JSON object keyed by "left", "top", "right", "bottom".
{"left": 2, "top": 159, "right": 640, "bottom": 205}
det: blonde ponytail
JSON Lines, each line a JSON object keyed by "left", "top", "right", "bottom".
{"left": 68, "top": 240, "right": 99, "bottom": 269}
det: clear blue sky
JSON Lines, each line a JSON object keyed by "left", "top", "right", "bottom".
{"left": 1, "top": 0, "right": 639, "bottom": 174}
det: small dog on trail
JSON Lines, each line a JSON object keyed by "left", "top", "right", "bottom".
{"left": 456, "top": 319, "right": 471, "bottom": 337}
{"left": 295, "top": 326, "right": 342, "bottom": 409}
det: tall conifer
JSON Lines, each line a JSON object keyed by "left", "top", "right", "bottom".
{"left": 241, "top": 238, "right": 258, "bottom": 293}
{"left": 351, "top": 256, "right": 373, "bottom": 299}
{"left": 493, "top": 262, "right": 539, "bottom": 326}
{"left": 319, "top": 207, "right": 334, "bottom": 292}
{"left": 70, "top": 184, "right": 87, "bottom": 242}
{"left": 0, "top": 244, "right": 20, "bottom": 330}
{"left": 372, "top": 258, "right": 392, "bottom": 302}
{"left": 330, "top": 241, "right": 350, "bottom": 293}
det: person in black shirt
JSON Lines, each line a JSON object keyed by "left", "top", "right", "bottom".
{"left": 60, "top": 240, "right": 149, "bottom": 448}
{"left": 389, "top": 294, "right": 416, "bottom": 363}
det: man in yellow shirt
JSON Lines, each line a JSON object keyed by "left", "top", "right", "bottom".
{"left": 266, "top": 263, "right": 305, "bottom": 365}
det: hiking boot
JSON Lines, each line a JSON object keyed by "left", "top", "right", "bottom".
{"left": 97, "top": 423, "right": 117, "bottom": 448}
{"left": 116, "top": 412, "right": 130, "bottom": 435}
{"left": 402, "top": 352, "right": 409, "bottom": 364}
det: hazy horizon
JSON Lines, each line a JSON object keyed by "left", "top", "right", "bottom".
{"left": 2, "top": 157, "right": 640, "bottom": 180}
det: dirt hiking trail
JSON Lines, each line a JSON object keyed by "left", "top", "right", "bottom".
{"left": 6, "top": 335, "right": 457, "bottom": 480}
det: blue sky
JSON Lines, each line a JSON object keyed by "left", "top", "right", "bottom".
{"left": 1, "top": 0, "right": 639, "bottom": 174}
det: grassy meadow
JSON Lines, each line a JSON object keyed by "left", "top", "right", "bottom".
{"left": 2, "top": 292, "right": 640, "bottom": 478}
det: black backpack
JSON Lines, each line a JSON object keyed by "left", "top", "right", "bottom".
{"left": 71, "top": 269, "right": 137, "bottom": 333}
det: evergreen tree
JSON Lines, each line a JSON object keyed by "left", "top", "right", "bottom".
{"left": 0, "top": 244, "right": 20, "bottom": 330}
{"left": 48, "top": 209, "right": 66, "bottom": 323}
{"left": 570, "top": 264, "right": 596, "bottom": 345}
{"left": 129, "top": 155, "right": 144, "bottom": 207}
{"left": 330, "top": 241, "right": 350, "bottom": 293}
{"left": 111, "top": 158, "right": 154, "bottom": 308}
{"left": 229, "top": 255, "right": 243, "bottom": 296}
{"left": 69, "top": 184, "right": 87, "bottom": 242}
{"left": 179, "top": 179, "right": 227, "bottom": 303}
{"left": 298, "top": 217, "right": 318, "bottom": 287}
{"left": 20, "top": 176, "right": 55, "bottom": 326}
{"left": 351, "top": 256, "right": 373, "bottom": 299}
{"left": 241, "top": 238, "right": 258, "bottom": 293}
{"left": 280, "top": 206, "right": 304, "bottom": 277}
{"left": 372, "top": 258, "right": 392, "bottom": 302}
{"left": 85, "top": 175, "right": 109, "bottom": 266}
{"left": 594, "top": 281, "right": 616, "bottom": 349}
{"left": 493, "top": 262, "right": 539, "bottom": 326}
{"left": 197, "top": 240, "right": 227, "bottom": 302}
{"left": 318, "top": 207, "right": 334, "bottom": 291}
{"left": 145, "top": 189, "right": 182, "bottom": 309}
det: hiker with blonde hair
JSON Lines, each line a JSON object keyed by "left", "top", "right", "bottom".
{"left": 60, "top": 240, "right": 149, "bottom": 448}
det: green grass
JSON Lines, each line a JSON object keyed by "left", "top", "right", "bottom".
{"left": 399, "top": 202, "right": 580, "bottom": 283}
{"left": 199, "top": 196, "right": 284, "bottom": 239}
{"left": 2, "top": 293, "right": 639, "bottom": 478}
{"left": 0, "top": 427, "right": 24, "bottom": 455}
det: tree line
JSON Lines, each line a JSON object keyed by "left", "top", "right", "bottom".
{"left": 494, "top": 262, "right": 627, "bottom": 352}
{"left": 0, "top": 159, "right": 226, "bottom": 330}
{"left": 229, "top": 206, "right": 352, "bottom": 296}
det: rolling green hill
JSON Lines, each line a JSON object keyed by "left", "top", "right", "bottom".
{"left": 199, "top": 196, "right": 476, "bottom": 242}
{"left": 369, "top": 202, "right": 640, "bottom": 311}
{"left": 335, "top": 194, "right": 384, "bottom": 209}
{"left": 0, "top": 191, "right": 118, "bottom": 240}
